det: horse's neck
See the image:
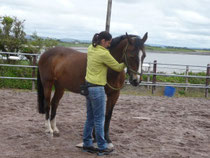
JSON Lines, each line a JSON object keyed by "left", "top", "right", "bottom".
{"left": 110, "top": 47, "right": 124, "bottom": 63}
{"left": 108, "top": 46, "right": 125, "bottom": 78}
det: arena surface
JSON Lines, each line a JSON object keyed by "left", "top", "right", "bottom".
{"left": 0, "top": 89, "right": 210, "bottom": 158}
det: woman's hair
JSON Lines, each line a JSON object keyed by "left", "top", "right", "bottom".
{"left": 92, "top": 31, "right": 112, "bottom": 47}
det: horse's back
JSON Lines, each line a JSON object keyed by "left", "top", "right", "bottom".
{"left": 39, "top": 46, "right": 85, "bottom": 65}
{"left": 38, "top": 46, "right": 87, "bottom": 92}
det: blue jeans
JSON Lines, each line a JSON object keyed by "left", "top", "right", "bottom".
{"left": 83, "top": 86, "right": 107, "bottom": 150}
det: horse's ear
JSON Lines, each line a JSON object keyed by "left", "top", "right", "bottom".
{"left": 126, "top": 32, "right": 132, "bottom": 45}
{"left": 142, "top": 32, "right": 148, "bottom": 43}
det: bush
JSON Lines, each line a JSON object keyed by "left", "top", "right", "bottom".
{"left": 0, "top": 61, "right": 36, "bottom": 89}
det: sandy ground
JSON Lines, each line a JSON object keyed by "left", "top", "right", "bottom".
{"left": 0, "top": 89, "right": 210, "bottom": 158}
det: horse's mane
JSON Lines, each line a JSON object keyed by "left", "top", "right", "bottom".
{"left": 109, "top": 34, "right": 143, "bottom": 50}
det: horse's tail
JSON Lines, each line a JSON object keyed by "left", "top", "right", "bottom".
{"left": 37, "top": 68, "right": 45, "bottom": 114}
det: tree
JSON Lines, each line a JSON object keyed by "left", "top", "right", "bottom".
{"left": 0, "top": 15, "right": 58, "bottom": 64}
{"left": 21, "top": 32, "right": 58, "bottom": 64}
{"left": 27, "top": 32, "right": 58, "bottom": 53}
{"left": 0, "top": 16, "right": 26, "bottom": 52}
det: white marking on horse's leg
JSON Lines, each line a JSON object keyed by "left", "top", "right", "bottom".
{"left": 45, "top": 119, "right": 53, "bottom": 135}
{"left": 107, "top": 143, "right": 114, "bottom": 149}
{"left": 51, "top": 117, "right": 59, "bottom": 133}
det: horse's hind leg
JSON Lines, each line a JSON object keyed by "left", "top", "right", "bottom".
{"left": 50, "top": 84, "right": 64, "bottom": 135}
{"left": 42, "top": 81, "right": 54, "bottom": 135}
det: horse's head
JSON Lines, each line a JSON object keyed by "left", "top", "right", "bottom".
{"left": 109, "top": 32, "right": 148, "bottom": 87}
{"left": 122, "top": 32, "right": 148, "bottom": 86}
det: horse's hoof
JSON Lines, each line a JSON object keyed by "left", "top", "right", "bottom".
{"left": 53, "top": 128, "right": 60, "bottom": 134}
{"left": 53, "top": 131, "right": 60, "bottom": 137}
{"left": 107, "top": 143, "right": 114, "bottom": 149}
{"left": 45, "top": 131, "right": 54, "bottom": 137}
{"left": 45, "top": 129, "right": 53, "bottom": 137}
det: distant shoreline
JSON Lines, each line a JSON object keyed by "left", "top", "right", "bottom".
{"left": 70, "top": 47, "right": 210, "bottom": 56}
{"left": 147, "top": 50, "right": 210, "bottom": 56}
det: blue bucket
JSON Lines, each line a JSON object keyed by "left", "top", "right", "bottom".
{"left": 164, "top": 86, "right": 176, "bottom": 97}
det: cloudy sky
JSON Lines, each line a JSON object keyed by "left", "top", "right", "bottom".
{"left": 1, "top": 0, "right": 210, "bottom": 48}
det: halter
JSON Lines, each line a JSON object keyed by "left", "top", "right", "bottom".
{"left": 107, "top": 41, "right": 143, "bottom": 91}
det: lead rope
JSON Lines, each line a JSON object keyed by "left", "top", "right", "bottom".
{"left": 106, "top": 82, "right": 124, "bottom": 91}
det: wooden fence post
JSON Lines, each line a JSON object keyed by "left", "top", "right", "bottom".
{"left": 185, "top": 65, "right": 189, "bottom": 92}
{"left": 152, "top": 60, "right": 157, "bottom": 94}
{"left": 205, "top": 64, "right": 210, "bottom": 98}
{"left": 147, "top": 63, "right": 151, "bottom": 90}
{"left": 32, "top": 56, "right": 37, "bottom": 90}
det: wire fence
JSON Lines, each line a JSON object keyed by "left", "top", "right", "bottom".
{"left": 143, "top": 60, "right": 210, "bottom": 97}
{"left": 0, "top": 52, "right": 38, "bottom": 89}
{"left": 0, "top": 52, "right": 210, "bottom": 97}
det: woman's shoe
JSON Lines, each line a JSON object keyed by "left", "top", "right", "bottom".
{"left": 82, "top": 146, "right": 98, "bottom": 153}
{"left": 97, "top": 148, "right": 114, "bottom": 156}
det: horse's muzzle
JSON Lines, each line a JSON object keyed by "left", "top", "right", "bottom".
{"left": 129, "top": 78, "right": 139, "bottom": 87}
{"left": 129, "top": 74, "right": 143, "bottom": 86}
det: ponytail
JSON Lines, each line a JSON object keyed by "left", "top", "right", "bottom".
{"left": 92, "top": 31, "right": 112, "bottom": 47}
{"left": 92, "top": 33, "right": 100, "bottom": 47}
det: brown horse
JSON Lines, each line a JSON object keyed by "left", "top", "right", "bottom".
{"left": 37, "top": 32, "right": 148, "bottom": 147}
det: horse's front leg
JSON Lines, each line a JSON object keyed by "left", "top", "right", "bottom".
{"left": 105, "top": 91, "right": 120, "bottom": 148}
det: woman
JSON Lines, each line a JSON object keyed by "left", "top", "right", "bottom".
{"left": 83, "top": 31, "right": 126, "bottom": 156}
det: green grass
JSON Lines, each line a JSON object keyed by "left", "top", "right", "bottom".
{"left": 121, "top": 85, "right": 209, "bottom": 99}
{"left": 145, "top": 45, "right": 195, "bottom": 52}
{"left": 57, "top": 41, "right": 90, "bottom": 47}
{"left": 123, "top": 72, "right": 209, "bottom": 98}
{"left": 141, "top": 71, "right": 206, "bottom": 85}
{"left": 0, "top": 60, "right": 36, "bottom": 89}
{"left": 145, "top": 45, "right": 210, "bottom": 54}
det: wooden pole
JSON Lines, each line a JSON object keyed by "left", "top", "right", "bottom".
{"left": 32, "top": 56, "right": 37, "bottom": 90}
{"left": 147, "top": 63, "right": 151, "bottom": 90}
{"left": 205, "top": 64, "right": 210, "bottom": 98}
{"left": 185, "top": 65, "right": 189, "bottom": 92}
{"left": 105, "top": 0, "right": 112, "bottom": 32}
{"left": 152, "top": 60, "right": 157, "bottom": 94}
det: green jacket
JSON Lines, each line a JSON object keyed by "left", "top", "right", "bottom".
{"left": 85, "top": 45, "right": 125, "bottom": 86}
